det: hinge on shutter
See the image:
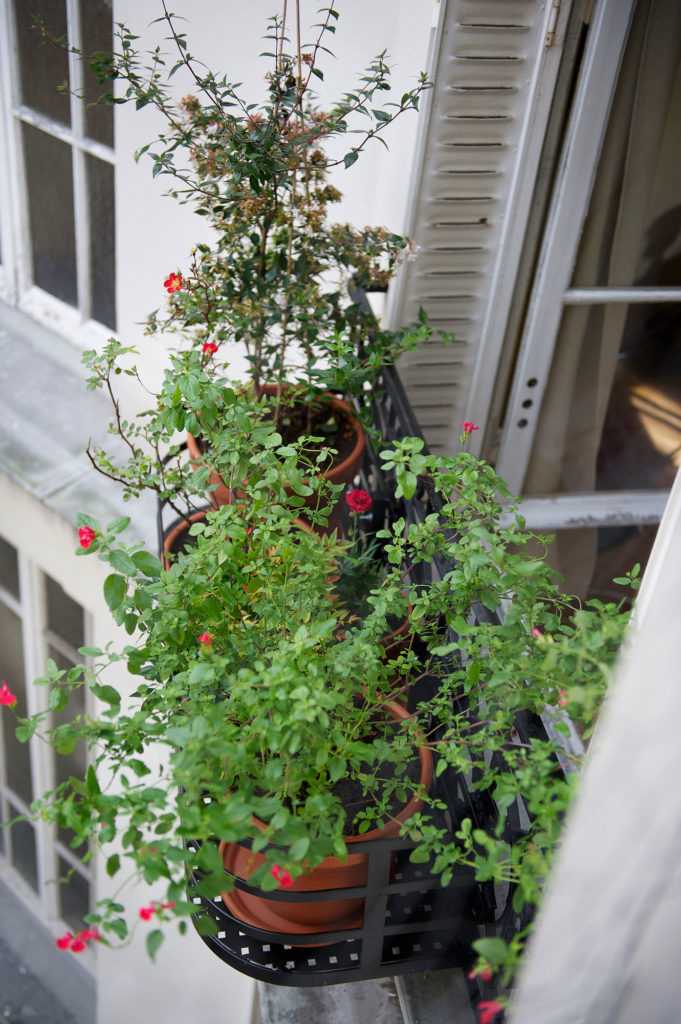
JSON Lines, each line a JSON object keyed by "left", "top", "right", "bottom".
{"left": 545, "top": 0, "right": 561, "bottom": 47}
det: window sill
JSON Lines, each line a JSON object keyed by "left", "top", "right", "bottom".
{"left": 0, "top": 301, "right": 156, "bottom": 550}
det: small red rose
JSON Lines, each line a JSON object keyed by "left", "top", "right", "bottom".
{"left": 78, "top": 526, "right": 96, "bottom": 549}
{"left": 0, "top": 681, "right": 17, "bottom": 708}
{"left": 139, "top": 905, "right": 155, "bottom": 922}
{"left": 272, "top": 865, "right": 293, "bottom": 888}
{"left": 70, "top": 938, "right": 87, "bottom": 953}
{"left": 202, "top": 342, "right": 218, "bottom": 356}
{"left": 531, "top": 627, "right": 542, "bottom": 639}
{"left": 468, "top": 966, "right": 493, "bottom": 983}
{"left": 462, "top": 421, "right": 480, "bottom": 435}
{"left": 345, "top": 488, "right": 373, "bottom": 515}
{"left": 478, "top": 1001, "right": 504, "bottom": 1024}
{"left": 56, "top": 932, "right": 73, "bottom": 951}
{"left": 164, "top": 272, "right": 183, "bottom": 294}
{"left": 198, "top": 632, "right": 214, "bottom": 647}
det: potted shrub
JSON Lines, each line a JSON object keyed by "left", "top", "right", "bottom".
{"left": 76, "top": 3, "right": 442, "bottom": 520}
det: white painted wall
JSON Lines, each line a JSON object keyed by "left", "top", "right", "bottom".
{"left": 114, "top": 0, "right": 436, "bottom": 398}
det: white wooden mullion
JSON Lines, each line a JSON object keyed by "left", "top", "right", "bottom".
{"left": 0, "top": 1, "right": 17, "bottom": 304}
{"left": 496, "top": 0, "right": 637, "bottom": 495}
{"left": 564, "top": 287, "right": 681, "bottom": 305}
{"left": 66, "top": 0, "right": 90, "bottom": 324}
{"left": 15, "top": 106, "right": 115, "bottom": 164}
{"left": 18, "top": 556, "right": 57, "bottom": 915}
{"left": 1, "top": 0, "right": 33, "bottom": 303}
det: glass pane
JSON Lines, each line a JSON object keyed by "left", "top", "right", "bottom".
{"left": 49, "top": 646, "right": 86, "bottom": 791}
{"left": 80, "top": 0, "right": 114, "bottom": 147}
{"left": 86, "top": 154, "right": 116, "bottom": 329}
{"left": 0, "top": 602, "right": 32, "bottom": 805}
{"left": 0, "top": 536, "right": 20, "bottom": 601}
{"left": 22, "top": 123, "right": 77, "bottom": 306}
{"left": 571, "top": 4, "right": 681, "bottom": 288}
{"left": 45, "top": 574, "right": 84, "bottom": 651}
{"left": 58, "top": 856, "right": 90, "bottom": 930}
{"left": 14, "top": 0, "right": 71, "bottom": 125}
{"left": 8, "top": 805, "right": 38, "bottom": 892}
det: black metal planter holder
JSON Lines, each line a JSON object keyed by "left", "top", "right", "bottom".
{"left": 156, "top": 359, "right": 529, "bottom": 988}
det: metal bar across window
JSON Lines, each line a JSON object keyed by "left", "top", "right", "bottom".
{"left": 564, "top": 287, "right": 681, "bottom": 305}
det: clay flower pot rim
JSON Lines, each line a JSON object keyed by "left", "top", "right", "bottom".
{"left": 220, "top": 698, "right": 432, "bottom": 859}
{"left": 162, "top": 508, "right": 212, "bottom": 568}
{"left": 186, "top": 385, "right": 366, "bottom": 488}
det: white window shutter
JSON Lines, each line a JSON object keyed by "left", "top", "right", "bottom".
{"left": 386, "top": 0, "right": 574, "bottom": 453}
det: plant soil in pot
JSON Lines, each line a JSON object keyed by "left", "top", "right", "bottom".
{"left": 187, "top": 385, "right": 365, "bottom": 517}
{"left": 218, "top": 700, "right": 432, "bottom": 940}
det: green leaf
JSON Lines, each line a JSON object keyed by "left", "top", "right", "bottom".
{"left": 343, "top": 150, "right": 358, "bottom": 169}
{"left": 91, "top": 683, "right": 121, "bottom": 707}
{"left": 146, "top": 928, "right": 164, "bottom": 962}
{"left": 372, "top": 108, "right": 390, "bottom": 122}
{"left": 15, "top": 718, "right": 40, "bottom": 743}
{"left": 472, "top": 937, "right": 509, "bottom": 966}
{"left": 132, "top": 551, "right": 162, "bottom": 578}
{"left": 290, "top": 837, "right": 310, "bottom": 861}
{"left": 109, "top": 550, "right": 138, "bottom": 576}
{"left": 409, "top": 846, "right": 430, "bottom": 864}
{"left": 86, "top": 765, "right": 101, "bottom": 797}
{"left": 106, "top": 854, "right": 120, "bottom": 878}
{"left": 78, "top": 646, "right": 103, "bottom": 657}
{"left": 108, "top": 516, "right": 131, "bottom": 535}
{"left": 104, "top": 574, "right": 126, "bottom": 611}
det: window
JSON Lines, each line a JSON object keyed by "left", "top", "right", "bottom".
{"left": 495, "top": 0, "right": 681, "bottom": 597}
{"left": 0, "top": 0, "right": 116, "bottom": 338}
{"left": 0, "top": 534, "right": 93, "bottom": 939}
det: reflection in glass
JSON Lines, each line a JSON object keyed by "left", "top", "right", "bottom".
{"left": 45, "top": 574, "right": 84, "bottom": 651}
{"left": 58, "top": 857, "right": 90, "bottom": 931}
{"left": 86, "top": 155, "right": 116, "bottom": 329}
{"left": 49, "top": 646, "right": 86, "bottom": 792}
{"left": 80, "top": 0, "right": 114, "bottom": 147}
{"left": 0, "top": 536, "right": 20, "bottom": 600}
{"left": 9, "top": 807, "right": 39, "bottom": 892}
{"left": 22, "top": 124, "right": 77, "bottom": 306}
{"left": 0, "top": 603, "right": 32, "bottom": 805}
{"left": 14, "top": 0, "right": 71, "bottom": 125}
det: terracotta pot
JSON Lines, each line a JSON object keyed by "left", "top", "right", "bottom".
{"left": 185, "top": 434, "right": 232, "bottom": 508}
{"left": 187, "top": 386, "right": 366, "bottom": 516}
{"left": 219, "top": 700, "right": 432, "bottom": 938}
{"left": 162, "top": 508, "right": 213, "bottom": 569}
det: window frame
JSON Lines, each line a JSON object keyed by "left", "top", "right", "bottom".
{"left": 0, "top": 542, "right": 94, "bottom": 962}
{"left": 0, "top": 0, "right": 116, "bottom": 344}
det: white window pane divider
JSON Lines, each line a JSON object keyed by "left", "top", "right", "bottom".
{"left": 495, "top": 0, "right": 637, "bottom": 497}
{"left": 16, "top": 105, "right": 115, "bottom": 165}
{"left": 19, "top": 556, "right": 58, "bottom": 916}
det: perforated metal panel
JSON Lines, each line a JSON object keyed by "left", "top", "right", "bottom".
{"left": 388, "top": 0, "right": 571, "bottom": 452}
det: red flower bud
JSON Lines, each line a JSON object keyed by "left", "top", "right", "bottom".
{"left": 0, "top": 681, "right": 17, "bottom": 708}
{"left": 198, "top": 632, "right": 214, "bottom": 647}
{"left": 202, "top": 342, "right": 218, "bottom": 356}
{"left": 78, "top": 526, "right": 96, "bottom": 549}
{"left": 462, "top": 421, "right": 480, "bottom": 435}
